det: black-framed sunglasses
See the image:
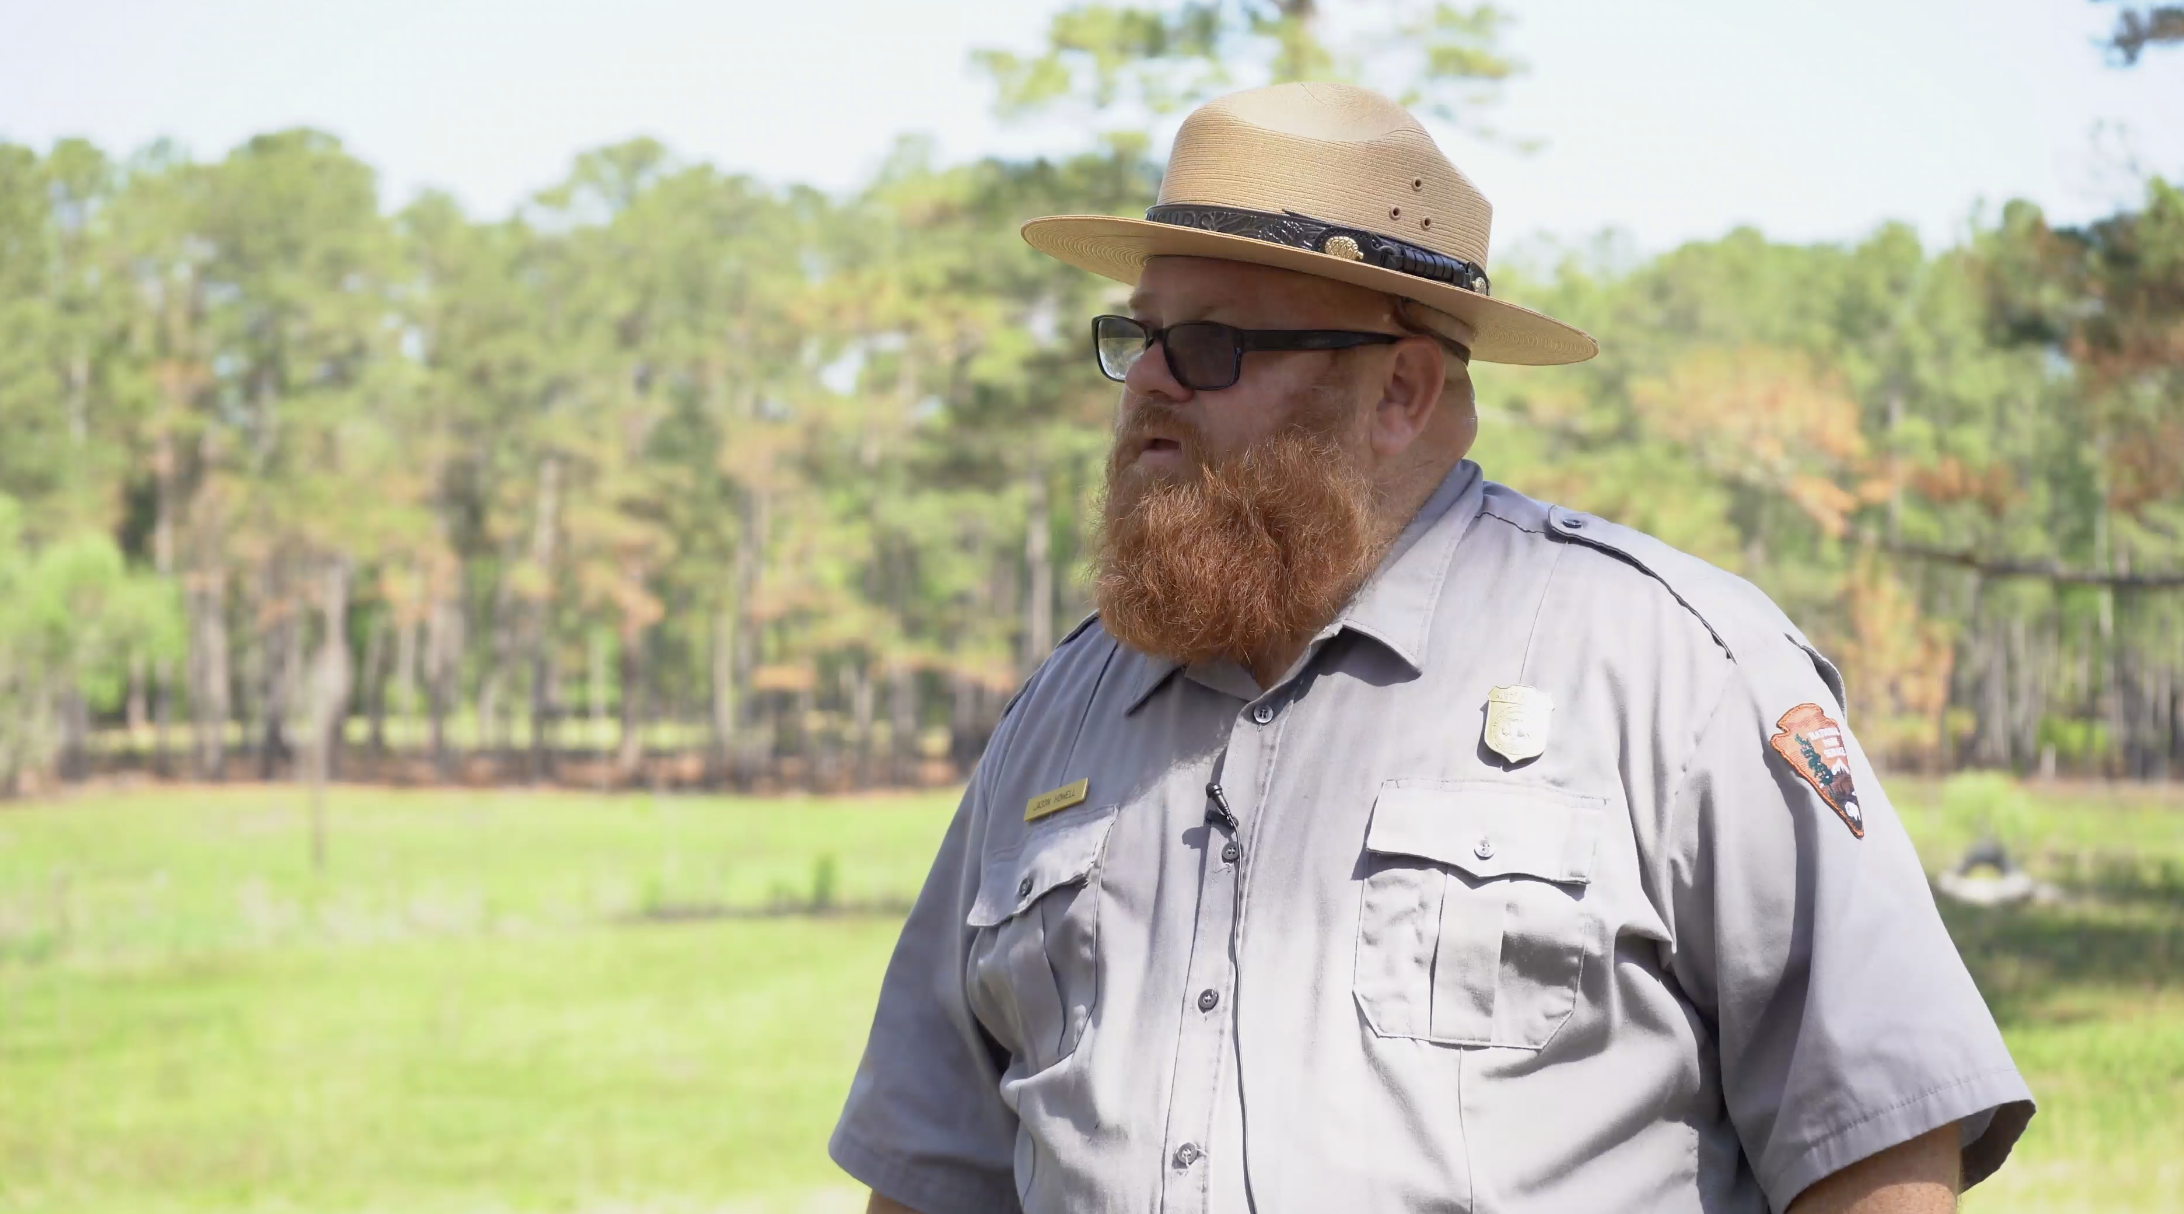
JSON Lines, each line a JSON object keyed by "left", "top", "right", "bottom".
{"left": 1092, "top": 314, "right": 1402, "bottom": 391}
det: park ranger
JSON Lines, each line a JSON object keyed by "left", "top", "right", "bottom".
{"left": 830, "top": 82, "right": 2033, "bottom": 1213}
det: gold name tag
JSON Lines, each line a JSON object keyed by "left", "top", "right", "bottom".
{"left": 1025, "top": 778, "right": 1089, "bottom": 822}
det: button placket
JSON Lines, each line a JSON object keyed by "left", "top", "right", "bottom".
{"left": 1156, "top": 726, "right": 1262, "bottom": 1214}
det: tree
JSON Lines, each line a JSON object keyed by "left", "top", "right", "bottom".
{"left": 974, "top": 1, "right": 1524, "bottom": 142}
{"left": 2, "top": 67, "right": 2179, "bottom": 792}
{"left": 2101, "top": 3, "right": 2184, "bottom": 64}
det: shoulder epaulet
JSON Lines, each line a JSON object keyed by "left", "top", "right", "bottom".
{"left": 999, "top": 611, "right": 1108, "bottom": 719}
{"left": 1055, "top": 610, "right": 1104, "bottom": 649}
{"left": 1542, "top": 505, "right": 1850, "bottom": 715}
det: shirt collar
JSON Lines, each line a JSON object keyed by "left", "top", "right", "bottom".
{"left": 1332, "top": 458, "right": 1483, "bottom": 672}
{"left": 1120, "top": 459, "right": 1486, "bottom": 714}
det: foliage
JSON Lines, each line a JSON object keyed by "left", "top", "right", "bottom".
{"left": 1478, "top": 200, "right": 2184, "bottom": 773}
{"left": 973, "top": 0, "right": 1525, "bottom": 143}
{"left": 0, "top": 495, "right": 181, "bottom": 791}
{"left": 2101, "top": 2, "right": 2184, "bottom": 64}
{"left": 0, "top": 2, "right": 2179, "bottom": 790}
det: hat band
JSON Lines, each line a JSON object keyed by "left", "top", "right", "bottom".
{"left": 1144, "top": 204, "right": 1490, "bottom": 296}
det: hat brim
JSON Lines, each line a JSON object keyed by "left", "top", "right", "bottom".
{"left": 1022, "top": 214, "right": 1597, "bottom": 367}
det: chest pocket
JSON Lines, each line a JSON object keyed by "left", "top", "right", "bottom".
{"left": 965, "top": 802, "right": 1118, "bottom": 1074}
{"left": 1354, "top": 781, "right": 1603, "bottom": 1050}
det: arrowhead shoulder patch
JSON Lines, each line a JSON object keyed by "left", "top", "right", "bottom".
{"left": 1769, "top": 703, "right": 1865, "bottom": 838}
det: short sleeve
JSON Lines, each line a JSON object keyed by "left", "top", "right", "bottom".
{"left": 828, "top": 768, "right": 1020, "bottom": 1212}
{"left": 1660, "top": 662, "right": 2035, "bottom": 1210}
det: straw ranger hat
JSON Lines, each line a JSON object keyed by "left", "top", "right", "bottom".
{"left": 1023, "top": 81, "right": 1596, "bottom": 366}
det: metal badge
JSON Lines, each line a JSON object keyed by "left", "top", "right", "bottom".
{"left": 1483, "top": 685, "right": 1553, "bottom": 764}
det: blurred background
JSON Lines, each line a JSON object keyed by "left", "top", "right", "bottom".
{"left": 0, "top": 1, "right": 2179, "bottom": 1211}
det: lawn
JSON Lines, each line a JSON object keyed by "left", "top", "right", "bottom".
{"left": 1, "top": 778, "right": 2179, "bottom": 1212}
{"left": 1, "top": 786, "right": 956, "bottom": 1214}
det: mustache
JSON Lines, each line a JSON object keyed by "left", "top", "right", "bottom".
{"left": 1110, "top": 396, "right": 1211, "bottom": 476}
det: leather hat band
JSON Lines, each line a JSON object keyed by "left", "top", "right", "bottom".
{"left": 1144, "top": 204, "right": 1491, "bottom": 296}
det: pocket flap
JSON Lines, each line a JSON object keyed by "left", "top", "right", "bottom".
{"left": 968, "top": 803, "right": 1119, "bottom": 927}
{"left": 1365, "top": 782, "right": 1603, "bottom": 884}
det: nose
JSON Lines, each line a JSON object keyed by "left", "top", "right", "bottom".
{"left": 1122, "top": 333, "right": 1192, "bottom": 402}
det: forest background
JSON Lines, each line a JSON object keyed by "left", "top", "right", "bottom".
{"left": 3, "top": 0, "right": 2184, "bottom": 806}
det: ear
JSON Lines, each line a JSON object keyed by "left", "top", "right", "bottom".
{"left": 1367, "top": 334, "right": 1447, "bottom": 459}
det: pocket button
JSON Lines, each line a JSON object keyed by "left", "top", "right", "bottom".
{"left": 1017, "top": 875, "right": 1035, "bottom": 898}
{"left": 1474, "top": 837, "right": 1495, "bottom": 861}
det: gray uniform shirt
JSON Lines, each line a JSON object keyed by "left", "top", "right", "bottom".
{"left": 831, "top": 462, "right": 2033, "bottom": 1213}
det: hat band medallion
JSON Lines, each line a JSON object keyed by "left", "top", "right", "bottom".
{"left": 1143, "top": 204, "right": 1491, "bottom": 295}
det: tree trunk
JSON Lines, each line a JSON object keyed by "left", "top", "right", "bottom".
{"left": 362, "top": 609, "right": 390, "bottom": 756}
{"left": 528, "top": 646, "right": 553, "bottom": 784}
{"left": 282, "top": 573, "right": 308, "bottom": 769}
{"left": 710, "top": 604, "right": 737, "bottom": 785}
{"left": 732, "top": 487, "right": 768, "bottom": 773}
{"left": 890, "top": 663, "right": 918, "bottom": 786}
{"left": 475, "top": 625, "right": 505, "bottom": 764}
{"left": 256, "top": 615, "right": 285, "bottom": 780}
{"left": 1883, "top": 382, "right": 1904, "bottom": 542}
{"left": 951, "top": 669, "right": 980, "bottom": 775}
{"left": 152, "top": 424, "right": 176, "bottom": 778}
{"left": 1023, "top": 467, "right": 1053, "bottom": 673}
{"left": 126, "top": 653, "right": 148, "bottom": 742}
{"left": 57, "top": 686, "right": 89, "bottom": 782}
{"left": 526, "top": 455, "right": 561, "bottom": 783}
{"left": 188, "top": 572, "right": 230, "bottom": 779}
{"left": 616, "top": 624, "right": 646, "bottom": 782}
{"left": 426, "top": 586, "right": 461, "bottom": 779}
{"left": 258, "top": 564, "right": 294, "bottom": 780}
{"left": 795, "top": 682, "right": 819, "bottom": 789}
{"left": 1977, "top": 616, "right": 2010, "bottom": 768}
{"left": 152, "top": 657, "right": 172, "bottom": 777}
{"left": 589, "top": 629, "right": 610, "bottom": 791}
{"left": 392, "top": 605, "right": 419, "bottom": 741}
{"left": 850, "top": 660, "right": 876, "bottom": 788}
{"left": 2096, "top": 483, "right": 2121, "bottom": 775}
{"left": 306, "top": 560, "right": 353, "bottom": 874}
{"left": 2157, "top": 650, "right": 2175, "bottom": 772}
{"left": 65, "top": 345, "right": 89, "bottom": 446}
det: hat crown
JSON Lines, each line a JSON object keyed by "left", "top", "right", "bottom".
{"left": 1158, "top": 82, "right": 1493, "bottom": 270}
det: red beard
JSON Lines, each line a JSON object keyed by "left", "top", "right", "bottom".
{"left": 1093, "top": 399, "right": 1386, "bottom": 668}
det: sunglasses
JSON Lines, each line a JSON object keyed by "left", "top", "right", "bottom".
{"left": 1092, "top": 314, "right": 1405, "bottom": 392}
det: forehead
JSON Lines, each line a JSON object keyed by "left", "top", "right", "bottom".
{"left": 1129, "top": 256, "right": 1388, "bottom": 327}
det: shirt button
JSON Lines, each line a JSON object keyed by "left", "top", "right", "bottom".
{"left": 1474, "top": 837, "right": 1495, "bottom": 860}
{"left": 1252, "top": 703, "right": 1275, "bottom": 725}
{"left": 1173, "top": 1142, "right": 1203, "bottom": 1169}
{"left": 1197, "top": 989, "right": 1220, "bottom": 1012}
{"left": 1017, "top": 876, "right": 1034, "bottom": 898}
{"left": 1221, "top": 842, "right": 1241, "bottom": 863}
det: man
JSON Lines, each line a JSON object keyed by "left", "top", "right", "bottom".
{"left": 831, "top": 82, "right": 2033, "bottom": 1213}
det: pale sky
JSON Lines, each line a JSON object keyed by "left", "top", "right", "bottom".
{"left": 3, "top": 0, "right": 2180, "bottom": 257}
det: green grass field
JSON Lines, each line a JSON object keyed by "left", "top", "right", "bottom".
{"left": 1, "top": 778, "right": 2179, "bottom": 1213}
